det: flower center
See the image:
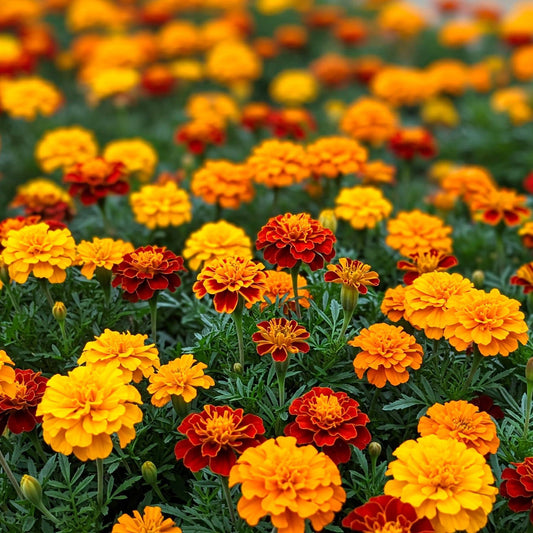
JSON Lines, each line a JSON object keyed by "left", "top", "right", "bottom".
{"left": 428, "top": 464, "right": 459, "bottom": 489}
{"left": 204, "top": 412, "right": 237, "bottom": 445}
{"left": 309, "top": 395, "right": 344, "bottom": 429}
{"left": 451, "top": 416, "right": 473, "bottom": 432}
{"left": 273, "top": 463, "right": 302, "bottom": 491}
{"left": 377, "top": 522, "right": 405, "bottom": 533}
{"left": 130, "top": 251, "right": 163, "bottom": 273}
{"left": 82, "top": 159, "right": 111, "bottom": 181}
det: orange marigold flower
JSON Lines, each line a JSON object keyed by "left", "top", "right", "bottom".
{"left": 325, "top": 258, "right": 379, "bottom": 294}
{"left": 335, "top": 186, "right": 393, "bottom": 230}
{"left": 191, "top": 160, "right": 254, "bottom": 209}
{"left": 193, "top": 256, "right": 266, "bottom": 313}
{"left": 334, "top": 17, "right": 368, "bottom": 45}
{"left": 186, "top": 92, "right": 240, "bottom": 124}
{"left": 36, "top": 365, "right": 143, "bottom": 461}
{"left": 360, "top": 160, "right": 396, "bottom": 185}
{"left": 386, "top": 210, "right": 453, "bottom": 256}
{"left": 247, "top": 139, "right": 310, "bottom": 188}
{"left": 0, "top": 216, "right": 41, "bottom": 251}
{"left": 0, "top": 350, "right": 16, "bottom": 399}
{"left": 78, "top": 329, "right": 160, "bottom": 383}
{"left": 397, "top": 249, "right": 458, "bottom": 285}
{"left": 307, "top": 136, "right": 367, "bottom": 179}
{"left": 157, "top": 20, "right": 198, "bottom": 58}
{"left": 511, "top": 262, "right": 533, "bottom": 294}
{"left": 385, "top": 435, "right": 497, "bottom": 533}
{"left": 468, "top": 188, "right": 531, "bottom": 226}
{"left": 76, "top": 237, "right": 134, "bottom": 279}
{"left": 444, "top": 288, "right": 529, "bottom": 356}
{"left": 130, "top": 181, "right": 192, "bottom": 230}
{"left": 340, "top": 97, "right": 398, "bottom": 147}
{"left": 512, "top": 44, "right": 533, "bottom": 81}
{"left": 311, "top": 53, "right": 352, "bottom": 88}
{"left": 404, "top": 272, "right": 474, "bottom": 339}
{"left": 256, "top": 212, "right": 336, "bottom": 271}
{"left": 349, "top": 323, "right": 423, "bottom": 388}
{"left": 175, "top": 405, "right": 265, "bottom": 476}
{"left": 147, "top": 353, "right": 215, "bottom": 406}
{"left": 252, "top": 318, "right": 310, "bottom": 362}
{"left": 268, "top": 108, "right": 316, "bottom": 141}
{"left": 241, "top": 101, "right": 272, "bottom": 131}
{"left": 378, "top": 1, "right": 426, "bottom": 38}
{"left": 183, "top": 220, "right": 252, "bottom": 271}
{"left": 441, "top": 165, "right": 495, "bottom": 204}
{"left": 2, "top": 222, "right": 76, "bottom": 284}
{"left": 229, "top": 436, "right": 346, "bottom": 533}
{"left": 439, "top": 19, "right": 483, "bottom": 48}
{"left": 352, "top": 55, "right": 385, "bottom": 85}
{"left": 418, "top": 400, "right": 500, "bottom": 456}
{"left": 112, "top": 506, "right": 181, "bottom": 533}
{"left": 388, "top": 127, "right": 437, "bottom": 160}
{"left": 518, "top": 221, "right": 533, "bottom": 249}
{"left": 381, "top": 284, "right": 408, "bottom": 323}
{"left": 275, "top": 24, "right": 308, "bottom": 49}
{"left": 174, "top": 116, "right": 225, "bottom": 155}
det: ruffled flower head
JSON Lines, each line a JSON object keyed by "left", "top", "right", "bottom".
{"left": 252, "top": 318, "right": 310, "bottom": 362}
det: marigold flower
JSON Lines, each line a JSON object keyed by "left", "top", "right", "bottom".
{"left": 147, "top": 354, "right": 215, "bottom": 406}
{"left": 398, "top": 249, "right": 458, "bottom": 285}
{"left": 335, "top": 186, "right": 393, "bottom": 230}
{"left": 439, "top": 19, "right": 483, "bottom": 48}
{"left": 141, "top": 64, "right": 174, "bottom": 96}
{"left": 381, "top": 284, "right": 408, "bottom": 323}
{"left": 388, "top": 127, "right": 437, "bottom": 160}
{"left": 311, "top": 53, "right": 352, "bottom": 88}
{"left": 334, "top": 17, "right": 368, "bottom": 45}
{"left": 2, "top": 222, "right": 76, "bottom": 284}
{"left": 112, "top": 506, "right": 182, "bottom": 533}
{"left": 174, "top": 116, "right": 225, "bottom": 155}
{"left": 386, "top": 210, "right": 453, "bottom": 257}
{"left": 500, "top": 457, "right": 533, "bottom": 525}
{"left": 191, "top": 160, "right": 254, "bottom": 210}
{"left": 206, "top": 40, "right": 261, "bottom": 87}
{"left": 174, "top": 405, "right": 265, "bottom": 476}
{"left": 428, "top": 60, "right": 469, "bottom": 97}
{"left": 385, "top": 435, "right": 497, "bottom": 533}
{"left": 511, "top": 262, "right": 533, "bottom": 294}
{"left": 512, "top": 44, "right": 533, "bottom": 82}
{"left": 257, "top": 213, "right": 336, "bottom": 271}
{"left": 441, "top": 165, "right": 495, "bottom": 204}
{"left": 421, "top": 97, "right": 460, "bottom": 128}
{"left": 229, "top": 436, "right": 346, "bottom": 532}
{"left": 241, "top": 102, "right": 272, "bottom": 131}
{"left": 342, "top": 495, "right": 434, "bottom": 532}
{"left": 112, "top": 245, "right": 186, "bottom": 303}
{"left": 349, "top": 323, "right": 423, "bottom": 388}
{"left": 0, "top": 351, "right": 16, "bottom": 399}
{"left": 86, "top": 66, "right": 140, "bottom": 103}
{"left": 360, "top": 160, "right": 396, "bottom": 186}
{"left": 285, "top": 387, "right": 371, "bottom": 464}
{"left": 378, "top": 1, "right": 426, "bottom": 38}
{"left": 444, "top": 288, "right": 529, "bottom": 356}
{"left": 0, "top": 368, "right": 47, "bottom": 435}
{"left": 418, "top": 400, "right": 499, "bottom": 456}
{"left": 78, "top": 329, "right": 160, "bottom": 383}
{"left": 158, "top": 20, "right": 198, "bottom": 58}
{"left": 252, "top": 318, "right": 310, "bottom": 362}
{"left": 130, "top": 181, "right": 192, "bottom": 230}
{"left": 76, "top": 237, "right": 134, "bottom": 280}
{"left": 35, "top": 126, "right": 98, "bottom": 174}
{"left": 36, "top": 365, "right": 143, "bottom": 461}
{"left": 468, "top": 188, "right": 531, "bottom": 226}
{"left": 325, "top": 258, "right": 379, "bottom": 295}
{"left": 519, "top": 221, "right": 533, "bottom": 249}
{"left": 269, "top": 69, "right": 318, "bottom": 107}
{"left": 193, "top": 256, "right": 266, "bottom": 313}
{"left": 103, "top": 138, "right": 158, "bottom": 182}
{"left": 307, "top": 137, "right": 367, "bottom": 179}
{"left": 340, "top": 97, "right": 398, "bottom": 146}
{"left": 247, "top": 139, "right": 310, "bottom": 188}
{"left": 183, "top": 220, "right": 252, "bottom": 271}
{"left": 268, "top": 108, "right": 316, "bottom": 141}
{"left": 186, "top": 92, "right": 240, "bottom": 124}
{"left": 0, "top": 216, "right": 42, "bottom": 251}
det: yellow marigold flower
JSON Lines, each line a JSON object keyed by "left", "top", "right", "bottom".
{"left": 349, "top": 323, "right": 423, "bottom": 388}
{"left": 2, "top": 222, "right": 76, "bottom": 284}
{"left": 147, "top": 353, "right": 215, "bottom": 406}
{"left": 429, "top": 160, "right": 457, "bottom": 184}
{"left": 421, "top": 97, "right": 459, "bottom": 128}
{"left": 78, "top": 329, "right": 159, "bottom": 383}
{"left": 200, "top": 19, "right": 241, "bottom": 50}
{"left": 35, "top": 126, "right": 98, "bottom": 173}
{"left": 170, "top": 59, "right": 204, "bottom": 82}
{"left": 183, "top": 220, "right": 252, "bottom": 271}
{"left": 1, "top": 77, "right": 62, "bottom": 120}
{"left": 441, "top": 165, "right": 495, "bottom": 204}
{"left": 206, "top": 40, "right": 262, "bottom": 87}
{"left": 269, "top": 69, "right": 318, "bottom": 107}
{"left": 36, "top": 365, "right": 143, "bottom": 461}
{"left": 186, "top": 92, "right": 240, "bottom": 123}
{"left": 385, "top": 435, "right": 497, "bottom": 533}
{"left": 0, "top": 0, "right": 42, "bottom": 27}
{"left": 67, "top": 0, "right": 131, "bottom": 32}
{"left": 335, "top": 186, "right": 392, "bottom": 230}
{"left": 444, "top": 288, "right": 529, "bottom": 356}
{"left": 0, "top": 350, "right": 17, "bottom": 399}
{"left": 306, "top": 137, "right": 367, "bottom": 179}
{"left": 378, "top": 1, "right": 426, "bottom": 38}
{"left": 112, "top": 506, "right": 182, "bottom": 533}
{"left": 381, "top": 284, "right": 408, "bottom": 322}
{"left": 77, "top": 237, "right": 134, "bottom": 279}
{"left": 404, "top": 272, "right": 474, "bottom": 340}
{"left": 191, "top": 160, "right": 254, "bottom": 209}
{"left": 86, "top": 66, "right": 139, "bottom": 103}
{"left": 386, "top": 210, "right": 453, "bottom": 257}
{"left": 418, "top": 400, "right": 500, "bottom": 456}
{"left": 511, "top": 44, "right": 533, "bottom": 82}
{"left": 491, "top": 87, "right": 533, "bottom": 125}
{"left": 229, "top": 436, "right": 346, "bottom": 533}
{"left": 130, "top": 181, "right": 192, "bottom": 230}
{"left": 247, "top": 139, "right": 310, "bottom": 188}
{"left": 439, "top": 19, "right": 483, "bottom": 48}
{"left": 158, "top": 20, "right": 199, "bottom": 58}
{"left": 340, "top": 97, "right": 398, "bottom": 147}
{"left": 360, "top": 160, "right": 396, "bottom": 185}
{"left": 256, "top": 0, "right": 294, "bottom": 15}
{"left": 103, "top": 139, "right": 158, "bottom": 182}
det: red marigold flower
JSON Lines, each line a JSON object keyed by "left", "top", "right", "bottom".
{"left": 256, "top": 212, "right": 336, "bottom": 271}
{"left": 342, "top": 495, "right": 434, "bottom": 532}
{"left": 267, "top": 108, "right": 316, "bottom": 140}
{"left": 174, "top": 405, "right": 265, "bottom": 476}
{"left": 112, "top": 246, "right": 186, "bottom": 303}
{"left": 388, "top": 127, "right": 437, "bottom": 161}
{"left": 511, "top": 262, "right": 533, "bottom": 294}
{"left": 397, "top": 249, "right": 458, "bottom": 285}
{"left": 174, "top": 117, "right": 225, "bottom": 155}
{"left": 471, "top": 393, "right": 505, "bottom": 421}
{"left": 325, "top": 258, "right": 379, "bottom": 294}
{"left": 252, "top": 318, "right": 310, "bottom": 362}
{"left": 468, "top": 188, "right": 531, "bottom": 226}
{"left": 64, "top": 157, "right": 129, "bottom": 206}
{"left": 500, "top": 457, "right": 533, "bottom": 525}
{"left": 0, "top": 369, "right": 48, "bottom": 435}
{"left": 284, "top": 387, "right": 371, "bottom": 464}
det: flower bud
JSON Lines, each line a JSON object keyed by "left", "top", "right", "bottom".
{"left": 368, "top": 441, "right": 382, "bottom": 460}
{"left": 318, "top": 209, "right": 337, "bottom": 234}
{"left": 526, "top": 357, "right": 533, "bottom": 385}
{"left": 0, "top": 257, "right": 9, "bottom": 286}
{"left": 340, "top": 285, "right": 359, "bottom": 315}
{"left": 142, "top": 461, "right": 158, "bottom": 485}
{"left": 472, "top": 270, "right": 484, "bottom": 289}
{"left": 52, "top": 302, "right": 67, "bottom": 323}
{"left": 233, "top": 362, "right": 243, "bottom": 374}
{"left": 20, "top": 475, "right": 42, "bottom": 507}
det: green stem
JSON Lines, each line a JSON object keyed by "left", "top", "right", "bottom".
{"left": 150, "top": 481, "right": 166, "bottom": 503}
{"left": 28, "top": 431, "right": 47, "bottom": 463}
{"left": 219, "top": 475, "right": 236, "bottom": 525}
{"left": 524, "top": 381, "right": 533, "bottom": 439}
{"left": 36, "top": 502, "right": 59, "bottom": 524}
{"left": 215, "top": 202, "right": 222, "bottom": 221}
{"left": 0, "top": 449, "right": 24, "bottom": 499}
{"left": 96, "top": 458, "right": 104, "bottom": 509}
{"left": 290, "top": 263, "right": 302, "bottom": 320}
{"left": 39, "top": 279, "right": 54, "bottom": 308}
{"left": 97, "top": 198, "right": 113, "bottom": 236}
{"left": 149, "top": 294, "right": 158, "bottom": 343}
{"left": 171, "top": 395, "right": 190, "bottom": 418}
{"left": 337, "top": 307, "right": 355, "bottom": 343}
{"left": 368, "top": 388, "right": 379, "bottom": 418}
{"left": 462, "top": 349, "right": 483, "bottom": 394}
{"left": 272, "top": 187, "right": 280, "bottom": 213}
{"left": 232, "top": 297, "right": 245, "bottom": 370}
{"left": 274, "top": 359, "right": 289, "bottom": 409}
{"left": 3, "top": 281, "right": 21, "bottom": 313}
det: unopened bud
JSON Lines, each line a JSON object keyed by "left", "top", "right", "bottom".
{"left": 368, "top": 441, "right": 382, "bottom": 459}
{"left": 0, "top": 259, "right": 9, "bottom": 286}
{"left": 182, "top": 153, "right": 195, "bottom": 170}
{"left": 52, "top": 302, "right": 67, "bottom": 322}
{"left": 142, "top": 461, "right": 158, "bottom": 485}
{"left": 472, "top": 270, "right": 484, "bottom": 289}
{"left": 20, "top": 475, "right": 42, "bottom": 507}
{"left": 233, "top": 362, "right": 243, "bottom": 374}
{"left": 526, "top": 357, "right": 533, "bottom": 385}
{"left": 340, "top": 285, "right": 359, "bottom": 314}
{"left": 318, "top": 209, "right": 337, "bottom": 234}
